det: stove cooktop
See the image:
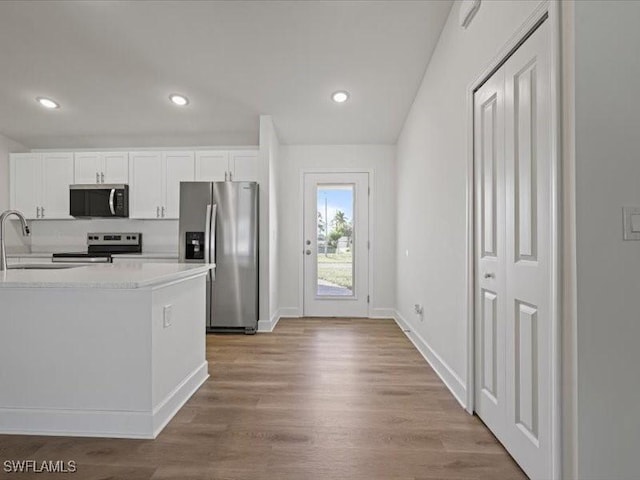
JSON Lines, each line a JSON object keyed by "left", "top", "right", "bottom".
{"left": 51, "top": 232, "right": 142, "bottom": 263}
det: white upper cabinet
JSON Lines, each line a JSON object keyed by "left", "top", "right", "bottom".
{"left": 195, "top": 151, "right": 229, "bottom": 181}
{"left": 74, "top": 152, "right": 129, "bottom": 184}
{"left": 10, "top": 153, "right": 74, "bottom": 220}
{"left": 10, "top": 148, "right": 256, "bottom": 222}
{"left": 163, "top": 151, "right": 195, "bottom": 219}
{"left": 102, "top": 152, "right": 129, "bottom": 184}
{"left": 41, "top": 153, "right": 74, "bottom": 219}
{"left": 195, "top": 150, "right": 259, "bottom": 182}
{"left": 10, "top": 154, "right": 41, "bottom": 219}
{"left": 229, "top": 150, "right": 259, "bottom": 182}
{"left": 74, "top": 153, "right": 102, "bottom": 184}
{"left": 129, "top": 151, "right": 195, "bottom": 219}
{"left": 129, "top": 152, "right": 163, "bottom": 219}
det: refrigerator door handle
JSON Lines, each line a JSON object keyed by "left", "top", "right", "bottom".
{"left": 209, "top": 204, "right": 217, "bottom": 265}
{"left": 204, "top": 204, "right": 212, "bottom": 264}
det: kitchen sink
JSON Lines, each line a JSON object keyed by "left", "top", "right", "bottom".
{"left": 8, "top": 264, "right": 84, "bottom": 270}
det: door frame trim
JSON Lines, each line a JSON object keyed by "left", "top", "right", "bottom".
{"left": 464, "top": 1, "right": 562, "bottom": 478}
{"left": 299, "top": 168, "right": 374, "bottom": 317}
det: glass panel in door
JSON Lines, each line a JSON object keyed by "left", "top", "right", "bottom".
{"left": 316, "top": 185, "right": 355, "bottom": 297}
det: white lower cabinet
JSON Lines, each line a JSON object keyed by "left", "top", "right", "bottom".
{"left": 129, "top": 151, "right": 195, "bottom": 219}
{"left": 10, "top": 153, "right": 74, "bottom": 219}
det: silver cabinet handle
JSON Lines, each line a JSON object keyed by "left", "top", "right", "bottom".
{"left": 484, "top": 272, "right": 495, "bottom": 279}
{"left": 40, "top": 206, "right": 44, "bottom": 218}
{"left": 224, "top": 171, "right": 228, "bottom": 181}
{"left": 156, "top": 206, "right": 160, "bottom": 218}
{"left": 161, "top": 206, "right": 166, "bottom": 218}
{"left": 101, "top": 172, "right": 105, "bottom": 183}
{"left": 36, "top": 206, "right": 40, "bottom": 218}
{"left": 305, "top": 249, "right": 312, "bottom": 255}
{"left": 96, "top": 172, "right": 100, "bottom": 183}
{"left": 109, "top": 189, "right": 116, "bottom": 215}
{"left": 229, "top": 171, "right": 233, "bottom": 181}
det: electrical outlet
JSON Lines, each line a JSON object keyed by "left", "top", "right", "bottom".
{"left": 414, "top": 303, "right": 424, "bottom": 320}
{"left": 163, "top": 305, "right": 173, "bottom": 328}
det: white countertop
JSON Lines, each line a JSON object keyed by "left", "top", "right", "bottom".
{"left": 114, "top": 253, "right": 179, "bottom": 259}
{"left": 0, "top": 262, "right": 213, "bottom": 289}
{"left": 7, "top": 252, "right": 179, "bottom": 259}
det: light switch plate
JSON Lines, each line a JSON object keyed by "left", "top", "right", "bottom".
{"left": 622, "top": 207, "right": 640, "bottom": 240}
{"left": 163, "top": 305, "right": 173, "bottom": 328}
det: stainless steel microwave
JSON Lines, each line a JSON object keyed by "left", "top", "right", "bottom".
{"left": 69, "top": 184, "right": 129, "bottom": 218}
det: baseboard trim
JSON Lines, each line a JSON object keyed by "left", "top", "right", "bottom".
{"left": 393, "top": 310, "right": 467, "bottom": 408}
{"left": 151, "top": 361, "right": 209, "bottom": 437}
{"left": 278, "top": 307, "right": 301, "bottom": 318}
{"left": 0, "top": 362, "right": 209, "bottom": 439}
{"left": 369, "top": 308, "right": 396, "bottom": 319}
{"left": 258, "top": 307, "right": 300, "bottom": 332}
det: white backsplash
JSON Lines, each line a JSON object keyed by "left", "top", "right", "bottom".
{"left": 23, "top": 219, "right": 179, "bottom": 254}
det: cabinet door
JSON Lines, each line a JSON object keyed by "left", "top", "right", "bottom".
{"left": 129, "top": 152, "right": 163, "bottom": 219}
{"left": 163, "top": 151, "right": 195, "bottom": 219}
{"left": 10, "top": 153, "right": 41, "bottom": 219}
{"left": 74, "top": 152, "right": 101, "bottom": 184}
{"left": 229, "top": 150, "right": 259, "bottom": 182}
{"left": 41, "top": 153, "right": 74, "bottom": 219}
{"left": 195, "top": 151, "right": 229, "bottom": 181}
{"left": 103, "top": 152, "right": 129, "bottom": 184}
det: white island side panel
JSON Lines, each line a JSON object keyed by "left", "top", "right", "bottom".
{"left": 0, "top": 271, "right": 209, "bottom": 438}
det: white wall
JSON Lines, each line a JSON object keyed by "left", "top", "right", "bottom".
{"left": 258, "top": 115, "right": 281, "bottom": 328}
{"left": 573, "top": 2, "right": 640, "bottom": 478}
{"left": 267, "top": 124, "right": 280, "bottom": 322}
{"left": 395, "top": 1, "right": 543, "bottom": 397}
{"left": 27, "top": 219, "right": 177, "bottom": 253}
{"left": 0, "top": 133, "right": 30, "bottom": 251}
{"left": 277, "top": 145, "right": 396, "bottom": 316}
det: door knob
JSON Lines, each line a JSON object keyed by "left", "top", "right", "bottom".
{"left": 484, "top": 272, "right": 495, "bottom": 279}
{"left": 305, "top": 250, "right": 312, "bottom": 255}
{"left": 306, "top": 240, "right": 311, "bottom": 245}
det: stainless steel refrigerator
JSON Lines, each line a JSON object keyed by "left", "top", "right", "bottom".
{"left": 179, "top": 182, "right": 258, "bottom": 334}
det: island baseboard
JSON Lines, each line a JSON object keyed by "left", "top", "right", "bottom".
{"left": 0, "top": 361, "right": 209, "bottom": 439}
{"left": 151, "top": 361, "right": 209, "bottom": 438}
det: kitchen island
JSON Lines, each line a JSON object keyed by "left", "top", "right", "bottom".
{"left": 0, "top": 262, "right": 213, "bottom": 439}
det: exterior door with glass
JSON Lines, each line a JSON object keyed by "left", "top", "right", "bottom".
{"left": 303, "top": 172, "right": 369, "bottom": 317}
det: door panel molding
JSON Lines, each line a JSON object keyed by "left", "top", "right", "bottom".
{"left": 466, "top": 1, "right": 561, "bottom": 479}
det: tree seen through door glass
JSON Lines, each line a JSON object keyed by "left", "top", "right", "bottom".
{"left": 316, "top": 185, "right": 355, "bottom": 296}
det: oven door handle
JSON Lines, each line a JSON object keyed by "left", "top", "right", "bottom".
{"left": 109, "top": 189, "right": 116, "bottom": 215}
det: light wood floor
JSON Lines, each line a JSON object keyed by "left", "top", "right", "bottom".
{"left": 0, "top": 318, "right": 526, "bottom": 479}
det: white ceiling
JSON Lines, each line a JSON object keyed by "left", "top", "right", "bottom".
{"left": 0, "top": 1, "right": 452, "bottom": 148}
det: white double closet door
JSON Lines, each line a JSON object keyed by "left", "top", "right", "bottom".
{"left": 474, "top": 21, "right": 553, "bottom": 480}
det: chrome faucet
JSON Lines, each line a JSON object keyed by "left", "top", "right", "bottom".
{"left": 0, "top": 210, "right": 31, "bottom": 271}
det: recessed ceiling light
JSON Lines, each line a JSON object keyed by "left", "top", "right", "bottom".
{"left": 36, "top": 97, "right": 59, "bottom": 109}
{"left": 169, "top": 94, "right": 189, "bottom": 106}
{"left": 331, "top": 91, "right": 349, "bottom": 103}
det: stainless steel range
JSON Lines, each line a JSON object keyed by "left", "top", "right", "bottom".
{"left": 52, "top": 233, "right": 142, "bottom": 263}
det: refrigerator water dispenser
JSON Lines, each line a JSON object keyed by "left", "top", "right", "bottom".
{"left": 185, "top": 232, "right": 205, "bottom": 260}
